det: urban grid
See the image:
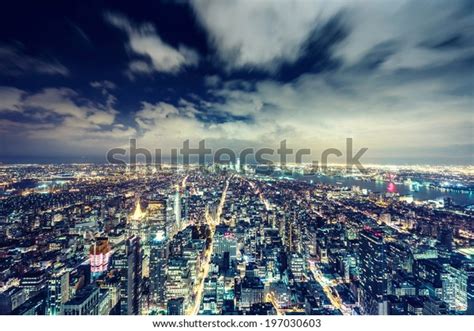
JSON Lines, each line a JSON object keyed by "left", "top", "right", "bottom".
{"left": 0, "top": 163, "right": 473, "bottom": 315}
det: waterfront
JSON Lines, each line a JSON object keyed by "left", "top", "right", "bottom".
{"left": 295, "top": 174, "right": 474, "bottom": 206}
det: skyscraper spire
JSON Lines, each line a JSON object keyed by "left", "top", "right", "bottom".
{"left": 131, "top": 198, "right": 146, "bottom": 222}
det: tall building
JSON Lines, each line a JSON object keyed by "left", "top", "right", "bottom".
{"left": 165, "top": 257, "right": 191, "bottom": 312}
{"left": 466, "top": 265, "right": 474, "bottom": 315}
{"left": 130, "top": 198, "right": 146, "bottom": 223}
{"left": 442, "top": 264, "right": 473, "bottom": 313}
{"left": 113, "top": 236, "right": 143, "bottom": 315}
{"left": 149, "top": 235, "right": 168, "bottom": 308}
{"left": 200, "top": 275, "right": 220, "bottom": 314}
{"left": 90, "top": 237, "right": 112, "bottom": 279}
{"left": 148, "top": 199, "right": 167, "bottom": 236}
{"left": 359, "top": 229, "right": 388, "bottom": 314}
{"left": 213, "top": 225, "right": 237, "bottom": 263}
{"left": 235, "top": 157, "right": 241, "bottom": 173}
{"left": 289, "top": 253, "right": 306, "bottom": 281}
{"left": 239, "top": 276, "right": 264, "bottom": 310}
{"left": 46, "top": 268, "right": 70, "bottom": 315}
{"left": 174, "top": 187, "right": 182, "bottom": 230}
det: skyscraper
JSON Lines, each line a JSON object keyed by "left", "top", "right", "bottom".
{"left": 90, "top": 237, "right": 112, "bottom": 279}
{"left": 213, "top": 225, "right": 237, "bottom": 263}
{"left": 165, "top": 257, "right": 191, "bottom": 312}
{"left": 149, "top": 234, "right": 168, "bottom": 308}
{"left": 148, "top": 199, "right": 167, "bottom": 236}
{"left": 113, "top": 236, "right": 142, "bottom": 315}
{"left": 46, "top": 268, "right": 70, "bottom": 315}
{"left": 359, "top": 229, "right": 388, "bottom": 314}
{"left": 235, "top": 157, "right": 240, "bottom": 173}
{"left": 174, "top": 187, "right": 182, "bottom": 230}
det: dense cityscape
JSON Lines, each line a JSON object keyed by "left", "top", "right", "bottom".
{"left": 0, "top": 1, "right": 473, "bottom": 326}
{"left": 0, "top": 163, "right": 473, "bottom": 315}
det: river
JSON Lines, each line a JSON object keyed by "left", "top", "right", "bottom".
{"left": 291, "top": 174, "right": 474, "bottom": 206}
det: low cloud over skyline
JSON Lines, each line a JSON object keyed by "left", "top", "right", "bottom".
{"left": 0, "top": 0, "right": 473, "bottom": 164}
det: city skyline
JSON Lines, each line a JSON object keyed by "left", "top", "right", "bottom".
{"left": 0, "top": 1, "right": 474, "bottom": 323}
{"left": 0, "top": 162, "right": 473, "bottom": 317}
{"left": 1, "top": 0, "right": 473, "bottom": 165}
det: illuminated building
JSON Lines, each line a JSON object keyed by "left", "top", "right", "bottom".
{"left": 112, "top": 236, "right": 142, "bottom": 315}
{"left": 316, "top": 238, "right": 329, "bottom": 264}
{"left": 200, "top": 276, "right": 219, "bottom": 314}
{"left": 399, "top": 195, "right": 414, "bottom": 204}
{"left": 239, "top": 276, "right": 264, "bottom": 310}
{"left": 174, "top": 187, "right": 181, "bottom": 230}
{"left": 359, "top": 229, "right": 388, "bottom": 314}
{"left": 467, "top": 266, "right": 474, "bottom": 314}
{"left": 165, "top": 257, "right": 191, "bottom": 311}
{"left": 46, "top": 268, "right": 70, "bottom": 315}
{"left": 90, "top": 237, "right": 112, "bottom": 278}
{"left": 213, "top": 225, "right": 237, "bottom": 263}
{"left": 130, "top": 198, "right": 146, "bottom": 223}
{"left": 9, "top": 291, "right": 47, "bottom": 315}
{"left": 62, "top": 285, "right": 114, "bottom": 315}
{"left": 387, "top": 181, "right": 397, "bottom": 193}
{"left": 147, "top": 199, "right": 167, "bottom": 235}
{"left": 149, "top": 232, "right": 168, "bottom": 307}
{"left": 128, "top": 198, "right": 151, "bottom": 277}
{"left": 441, "top": 264, "right": 472, "bottom": 312}
{"left": 269, "top": 282, "right": 291, "bottom": 309}
{"left": 182, "top": 246, "right": 199, "bottom": 280}
{"left": 289, "top": 253, "right": 306, "bottom": 281}
{"left": 236, "top": 157, "right": 240, "bottom": 173}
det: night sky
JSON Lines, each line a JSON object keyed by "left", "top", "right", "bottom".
{"left": 0, "top": 0, "right": 473, "bottom": 164}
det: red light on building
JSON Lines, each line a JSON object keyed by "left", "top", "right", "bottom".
{"left": 224, "top": 232, "right": 235, "bottom": 239}
{"left": 89, "top": 238, "right": 111, "bottom": 275}
{"left": 387, "top": 181, "right": 397, "bottom": 193}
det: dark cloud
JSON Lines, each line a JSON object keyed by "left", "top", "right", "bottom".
{"left": 0, "top": 0, "right": 472, "bottom": 164}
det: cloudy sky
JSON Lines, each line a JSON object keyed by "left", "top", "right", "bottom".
{"left": 0, "top": 0, "right": 472, "bottom": 164}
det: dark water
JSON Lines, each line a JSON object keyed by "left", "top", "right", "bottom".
{"left": 292, "top": 174, "right": 474, "bottom": 206}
